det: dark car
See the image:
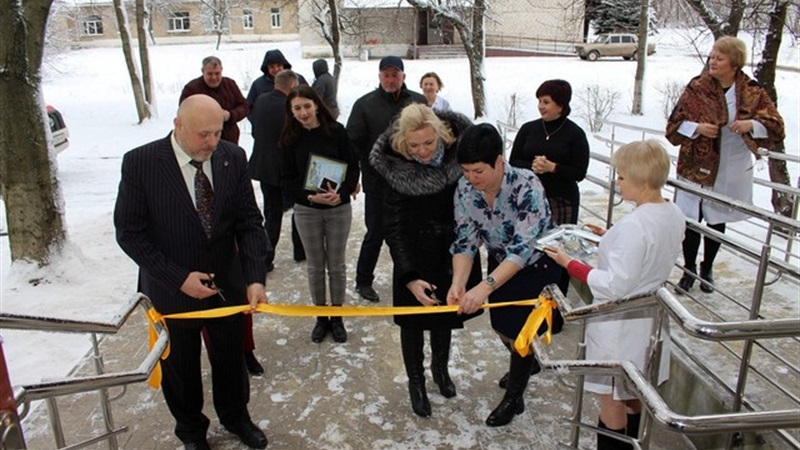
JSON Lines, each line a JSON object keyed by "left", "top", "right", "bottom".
{"left": 47, "top": 105, "right": 69, "bottom": 153}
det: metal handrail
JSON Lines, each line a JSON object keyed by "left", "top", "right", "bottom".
{"left": 540, "top": 286, "right": 800, "bottom": 436}
{"left": 1, "top": 294, "right": 167, "bottom": 449}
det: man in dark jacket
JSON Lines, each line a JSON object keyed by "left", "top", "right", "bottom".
{"left": 114, "top": 94, "right": 270, "bottom": 450}
{"left": 312, "top": 58, "right": 339, "bottom": 119}
{"left": 246, "top": 49, "right": 308, "bottom": 117}
{"left": 249, "top": 70, "right": 305, "bottom": 269}
{"left": 346, "top": 56, "right": 426, "bottom": 302}
{"left": 179, "top": 56, "right": 249, "bottom": 144}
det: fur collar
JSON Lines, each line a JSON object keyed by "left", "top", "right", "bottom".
{"left": 369, "top": 111, "right": 472, "bottom": 196}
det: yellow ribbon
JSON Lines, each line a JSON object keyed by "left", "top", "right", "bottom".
{"left": 143, "top": 296, "right": 556, "bottom": 388}
{"left": 145, "top": 307, "right": 170, "bottom": 389}
{"left": 513, "top": 297, "right": 556, "bottom": 357}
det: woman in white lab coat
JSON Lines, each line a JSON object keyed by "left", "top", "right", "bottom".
{"left": 545, "top": 140, "right": 685, "bottom": 450}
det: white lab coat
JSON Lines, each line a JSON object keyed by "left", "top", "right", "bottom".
{"left": 584, "top": 201, "right": 685, "bottom": 399}
{"left": 674, "top": 83, "right": 768, "bottom": 225}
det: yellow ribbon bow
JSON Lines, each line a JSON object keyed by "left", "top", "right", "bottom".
{"left": 143, "top": 295, "right": 557, "bottom": 388}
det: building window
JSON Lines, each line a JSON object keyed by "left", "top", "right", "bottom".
{"left": 242, "top": 9, "right": 253, "bottom": 29}
{"left": 168, "top": 11, "right": 190, "bottom": 32}
{"left": 270, "top": 8, "right": 281, "bottom": 28}
{"left": 82, "top": 15, "right": 103, "bottom": 36}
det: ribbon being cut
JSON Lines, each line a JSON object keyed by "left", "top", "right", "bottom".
{"left": 146, "top": 295, "right": 557, "bottom": 388}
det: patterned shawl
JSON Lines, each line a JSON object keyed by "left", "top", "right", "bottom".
{"left": 665, "top": 70, "right": 785, "bottom": 186}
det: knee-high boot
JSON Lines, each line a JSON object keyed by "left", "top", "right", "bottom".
{"left": 597, "top": 418, "right": 633, "bottom": 450}
{"left": 430, "top": 329, "right": 456, "bottom": 398}
{"left": 626, "top": 413, "right": 641, "bottom": 440}
{"left": 486, "top": 351, "right": 534, "bottom": 426}
{"left": 400, "top": 328, "right": 431, "bottom": 417}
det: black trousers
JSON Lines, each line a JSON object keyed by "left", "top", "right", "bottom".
{"left": 356, "top": 190, "right": 385, "bottom": 286}
{"left": 161, "top": 314, "right": 250, "bottom": 443}
{"left": 261, "top": 182, "right": 305, "bottom": 263}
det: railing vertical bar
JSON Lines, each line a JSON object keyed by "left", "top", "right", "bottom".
{"left": 89, "top": 333, "right": 118, "bottom": 450}
{"left": 46, "top": 397, "right": 66, "bottom": 449}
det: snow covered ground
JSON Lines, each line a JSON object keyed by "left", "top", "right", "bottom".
{"left": 0, "top": 28, "right": 798, "bottom": 444}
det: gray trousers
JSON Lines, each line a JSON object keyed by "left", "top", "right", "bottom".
{"left": 293, "top": 203, "right": 352, "bottom": 306}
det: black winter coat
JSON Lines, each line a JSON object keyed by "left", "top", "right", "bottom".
{"left": 346, "top": 85, "right": 426, "bottom": 194}
{"left": 369, "top": 111, "right": 482, "bottom": 329}
{"left": 248, "top": 89, "right": 288, "bottom": 185}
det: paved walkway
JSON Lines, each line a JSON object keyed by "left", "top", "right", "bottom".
{"left": 20, "top": 209, "right": 696, "bottom": 450}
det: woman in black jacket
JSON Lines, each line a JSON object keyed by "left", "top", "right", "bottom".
{"left": 280, "top": 86, "right": 360, "bottom": 343}
{"left": 369, "top": 104, "right": 482, "bottom": 417}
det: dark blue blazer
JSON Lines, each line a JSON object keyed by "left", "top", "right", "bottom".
{"left": 114, "top": 134, "right": 271, "bottom": 315}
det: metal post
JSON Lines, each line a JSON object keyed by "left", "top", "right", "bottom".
{"left": 725, "top": 224, "right": 775, "bottom": 449}
{"left": 568, "top": 319, "right": 588, "bottom": 447}
{"left": 45, "top": 397, "right": 66, "bottom": 449}
{"left": 90, "top": 333, "right": 119, "bottom": 450}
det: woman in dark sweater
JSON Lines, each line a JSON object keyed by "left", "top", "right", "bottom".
{"left": 280, "top": 85, "right": 360, "bottom": 343}
{"left": 369, "top": 104, "right": 482, "bottom": 418}
{"left": 510, "top": 79, "right": 589, "bottom": 225}
{"left": 509, "top": 79, "right": 589, "bottom": 312}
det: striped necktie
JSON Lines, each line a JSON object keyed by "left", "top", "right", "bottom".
{"left": 190, "top": 160, "right": 214, "bottom": 237}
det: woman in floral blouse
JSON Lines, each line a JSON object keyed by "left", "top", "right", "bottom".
{"left": 447, "top": 123, "right": 562, "bottom": 427}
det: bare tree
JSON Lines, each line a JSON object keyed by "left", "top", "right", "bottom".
{"left": 682, "top": 0, "right": 746, "bottom": 37}
{"left": 754, "top": 0, "right": 793, "bottom": 218}
{"left": 198, "top": 0, "right": 231, "bottom": 50}
{"left": 308, "top": 0, "right": 344, "bottom": 90}
{"left": 0, "top": 0, "right": 67, "bottom": 264}
{"left": 406, "top": 0, "right": 487, "bottom": 118}
{"left": 136, "top": 0, "right": 155, "bottom": 114}
{"left": 631, "top": 0, "right": 651, "bottom": 114}
{"left": 112, "top": 0, "right": 151, "bottom": 123}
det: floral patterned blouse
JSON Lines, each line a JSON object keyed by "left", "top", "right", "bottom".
{"left": 450, "top": 161, "right": 553, "bottom": 267}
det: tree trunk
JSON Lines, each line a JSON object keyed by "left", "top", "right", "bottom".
{"left": 112, "top": 0, "right": 149, "bottom": 123}
{"left": 328, "top": 0, "right": 343, "bottom": 93}
{"left": 631, "top": 0, "right": 649, "bottom": 115}
{"left": 468, "top": 0, "right": 486, "bottom": 118}
{"left": 0, "top": 0, "right": 67, "bottom": 264}
{"left": 754, "top": 0, "right": 793, "bottom": 218}
{"left": 682, "top": 0, "right": 745, "bottom": 38}
{"left": 136, "top": 0, "right": 155, "bottom": 112}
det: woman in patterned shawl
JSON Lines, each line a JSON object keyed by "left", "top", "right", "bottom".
{"left": 666, "top": 36, "right": 784, "bottom": 295}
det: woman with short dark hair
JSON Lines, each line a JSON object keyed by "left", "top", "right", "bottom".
{"left": 448, "top": 123, "right": 562, "bottom": 427}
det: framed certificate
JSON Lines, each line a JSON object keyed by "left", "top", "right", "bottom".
{"left": 304, "top": 154, "right": 347, "bottom": 192}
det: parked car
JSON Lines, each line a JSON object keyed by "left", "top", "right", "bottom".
{"left": 47, "top": 105, "right": 69, "bottom": 153}
{"left": 575, "top": 33, "right": 656, "bottom": 62}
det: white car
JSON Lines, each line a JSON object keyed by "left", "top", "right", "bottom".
{"left": 47, "top": 105, "right": 69, "bottom": 153}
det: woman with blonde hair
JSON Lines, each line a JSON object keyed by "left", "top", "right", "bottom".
{"left": 666, "top": 36, "right": 784, "bottom": 294}
{"left": 546, "top": 140, "right": 685, "bottom": 449}
{"left": 369, "top": 103, "right": 482, "bottom": 417}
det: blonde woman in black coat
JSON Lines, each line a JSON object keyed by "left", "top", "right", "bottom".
{"left": 369, "top": 104, "right": 482, "bottom": 417}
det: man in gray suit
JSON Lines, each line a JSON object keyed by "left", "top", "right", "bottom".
{"left": 114, "top": 95, "right": 271, "bottom": 450}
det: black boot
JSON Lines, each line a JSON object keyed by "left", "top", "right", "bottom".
{"left": 430, "top": 329, "right": 456, "bottom": 398}
{"left": 626, "top": 413, "right": 641, "bottom": 440}
{"left": 330, "top": 316, "right": 348, "bottom": 343}
{"left": 401, "top": 328, "right": 431, "bottom": 417}
{"left": 486, "top": 352, "right": 534, "bottom": 426}
{"left": 675, "top": 264, "right": 696, "bottom": 295}
{"left": 597, "top": 418, "right": 632, "bottom": 450}
{"left": 311, "top": 317, "right": 329, "bottom": 343}
{"left": 699, "top": 262, "right": 715, "bottom": 293}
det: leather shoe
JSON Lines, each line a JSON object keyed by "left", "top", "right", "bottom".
{"left": 224, "top": 421, "right": 268, "bottom": 449}
{"left": 356, "top": 285, "right": 380, "bottom": 302}
{"left": 330, "top": 316, "right": 348, "bottom": 343}
{"left": 183, "top": 438, "right": 211, "bottom": 450}
{"left": 245, "top": 351, "right": 264, "bottom": 376}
